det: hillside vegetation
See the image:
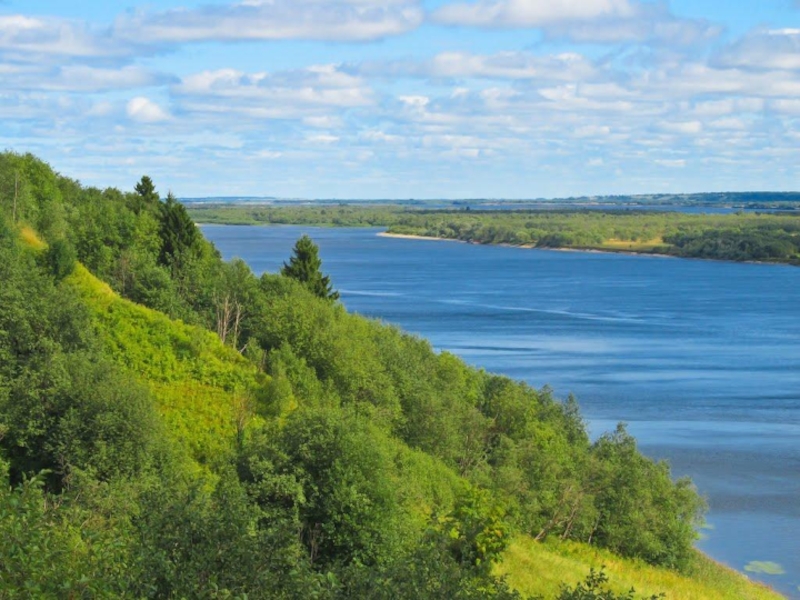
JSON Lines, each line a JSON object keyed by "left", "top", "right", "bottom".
{"left": 0, "top": 152, "right": 783, "bottom": 598}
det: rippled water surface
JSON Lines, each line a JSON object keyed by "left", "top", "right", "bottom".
{"left": 202, "top": 224, "right": 800, "bottom": 597}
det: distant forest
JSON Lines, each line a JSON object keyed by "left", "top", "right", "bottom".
{"left": 189, "top": 204, "right": 800, "bottom": 265}
{"left": 183, "top": 191, "right": 800, "bottom": 210}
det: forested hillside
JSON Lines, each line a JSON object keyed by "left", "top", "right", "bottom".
{"left": 0, "top": 152, "right": 781, "bottom": 598}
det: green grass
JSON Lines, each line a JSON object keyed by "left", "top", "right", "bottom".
{"left": 496, "top": 536, "right": 785, "bottom": 600}
{"left": 68, "top": 264, "right": 267, "bottom": 466}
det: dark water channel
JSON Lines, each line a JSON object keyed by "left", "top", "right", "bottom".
{"left": 202, "top": 224, "right": 800, "bottom": 597}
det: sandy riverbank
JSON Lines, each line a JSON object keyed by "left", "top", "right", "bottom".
{"left": 377, "top": 232, "right": 467, "bottom": 243}
{"left": 378, "top": 231, "right": 674, "bottom": 258}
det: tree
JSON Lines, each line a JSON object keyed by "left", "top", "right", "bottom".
{"left": 281, "top": 235, "right": 339, "bottom": 301}
{"left": 133, "top": 175, "right": 159, "bottom": 214}
{"left": 158, "top": 192, "right": 199, "bottom": 269}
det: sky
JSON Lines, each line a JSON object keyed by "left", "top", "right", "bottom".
{"left": 2, "top": 0, "right": 800, "bottom": 199}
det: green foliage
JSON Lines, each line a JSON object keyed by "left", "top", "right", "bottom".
{"left": 241, "top": 407, "right": 406, "bottom": 569}
{"left": 435, "top": 485, "right": 510, "bottom": 575}
{"left": 588, "top": 425, "right": 706, "bottom": 570}
{"left": 133, "top": 470, "right": 323, "bottom": 599}
{"left": 158, "top": 192, "right": 201, "bottom": 267}
{"left": 134, "top": 175, "right": 160, "bottom": 214}
{"left": 0, "top": 473, "right": 99, "bottom": 598}
{"left": 0, "top": 152, "right": 724, "bottom": 599}
{"left": 282, "top": 234, "right": 340, "bottom": 300}
{"left": 557, "top": 568, "right": 664, "bottom": 600}
{"left": 41, "top": 238, "right": 77, "bottom": 281}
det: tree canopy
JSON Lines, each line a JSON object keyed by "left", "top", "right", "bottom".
{"left": 281, "top": 234, "right": 340, "bottom": 300}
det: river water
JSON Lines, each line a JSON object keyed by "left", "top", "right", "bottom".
{"left": 202, "top": 224, "right": 800, "bottom": 597}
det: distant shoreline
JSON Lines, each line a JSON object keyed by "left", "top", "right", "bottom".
{"left": 377, "top": 232, "right": 465, "bottom": 243}
{"left": 376, "top": 231, "right": 791, "bottom": 266}
{"left": 378, "top": 231, "right": 676, "bottom": 259}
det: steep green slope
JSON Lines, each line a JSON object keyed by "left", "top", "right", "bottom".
{"left": 0, "top": 151, "right": 785, "bottom": 598}
{"left": 68, "top": 263, "right": 265, "bottom": 468}
{"left": 65, "top": 261, "right": 783, "bottom": 599}
{"left": 498, "top": 536, "right": 783, "bottom": 600}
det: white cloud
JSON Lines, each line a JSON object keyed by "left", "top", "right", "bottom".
{"left": 658, "top": 120, "right": 703, "bottom": 135}
{"left": 1, "top": 65, "right": 171, "bottom": 93}
{"left": 57, "top": 65, "right": 169, "bottom": 91}
{"left": 115, "top": 0, "right": 422, "bottom": 43}
{"left": 360, "top": 130, "right": 402, "bottom": 143}
{"left": 708, "top": 117, "right": 747, "bottom": 130}
{"left": 432, "top": 0, "right": 718, "bottom": 45}
{"left": 398, "top": 95, "right": 430, "bottom": 108}
{"left": 380, "top": 50, "right": 598, "bottom": 81}
{"left": 574, "top": 124, "right": 611, "bottom": 138}
{"left": 86, "top": 101, "right": 115, "bottom": 117}
{"left": 655, "top": 159, "right": 686, "bottom": 168}
{"left": 175, "top": 65, "right": 373, "bottom": 111}
{"left": 126, "top": 97, "right": 170, "bottom": 123}
{"left": 640, "top": 63, "right": 800, "bottom": 98}
{"left": 306, "top": 133, "right": 340, "bottom": 144}
{"left": 0, "top": 14, "right": 133, "bottom": 59}
{"left": 715, "top": 29, "right": 800, "bottom": 71}
{"left": 770, "top": 98, "right": 800, "bottom": 114}
{"left": 433, "top": 0, "right": 635, "bottom": 28}
{"left": 255, "top": 149, "right": 283, "bottom": 159}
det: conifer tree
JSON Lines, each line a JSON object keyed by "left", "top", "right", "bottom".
{"left": 134, "top": 175, "right": 159, "bottom": 214}
{"left": 281, "top": 235, "right": 339, "bottom": 301}
{"left": 158, "top": 192, "right": 199, "bottom": 268}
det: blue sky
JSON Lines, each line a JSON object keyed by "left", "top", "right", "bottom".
{"left": 2, "top": 0, "right": 800, "bottom": 198}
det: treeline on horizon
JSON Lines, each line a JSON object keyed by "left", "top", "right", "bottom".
{"left": 188, "top": 204, "right": 800, "bottom": 265}
{"left": 0, "top": 151, "right": 711, "bottom": 598}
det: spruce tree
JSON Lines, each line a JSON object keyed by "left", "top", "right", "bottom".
{"left": 281, "top": 235, "right": 339, "bottom": 301}
{"left": 158, "top": 192, "right": 199, "bottom": 268}
{"left": 133, "top": 175, "right": 159, "bottom": 214}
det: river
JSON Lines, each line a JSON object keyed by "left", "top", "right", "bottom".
{"left": 202, "top": 224, "right": 800, "bottom": 597}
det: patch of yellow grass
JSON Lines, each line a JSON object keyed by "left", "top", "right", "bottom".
{"left": 599, "top": 237, "right": 666, "bottom": 252}
{"left": 19, "top": 225, "right": 47, "bottom": 250}
{"left": 69, "top": 264, "right": 116, "bottom": 305}
{"left": 496, "top": 536, "right": 785, "bottom": 600}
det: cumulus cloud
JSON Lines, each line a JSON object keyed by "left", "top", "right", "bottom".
{"left": 173, "top": 65, "right": 374, "bottom": 121}
{"left": 432, "top": 0, "right": 718, "bottom": 45}
{"left": 358, "top": 50, "right": 597, "bottom": 82}
{"left": 0, "top": 14, "right": 134, "bottom": 60}
{"left": 715, "top": 29, "right": 800, "bottom": 70}
{"left": 126, "top": 97, "right": 170, "bottom": 123}
{"left": 639, "top": 62, "right": 800, "bottom": 98}
{"left": 115, "top": 0, "right": 423, "bottom": 43}
{"left": 658, "top": 120, "right": 703, "bottom": 135}
{"left": 433, "top": 0, "right": 635, "bottom": 28}
{"left": 1, "top": 64, "right": 173, "bottom": 92}
{"left": 4, "top": 0, "right": 800, "bottom": 197}
{"left": 655, "top": 159, "right": 686, "bottom": 168}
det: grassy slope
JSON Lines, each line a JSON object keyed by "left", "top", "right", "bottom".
{"left": 497, "top": 536, "right": 784, "bottom": 600}
{"left": 46, "top": 244, "right": 782, "bottom": 599}
{"left": 67, "top": 263, "right": 266, "bottom": 468}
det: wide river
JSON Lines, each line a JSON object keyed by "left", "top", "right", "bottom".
{"left": 202, "top": 224, "right": 800, "bottom": 597}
